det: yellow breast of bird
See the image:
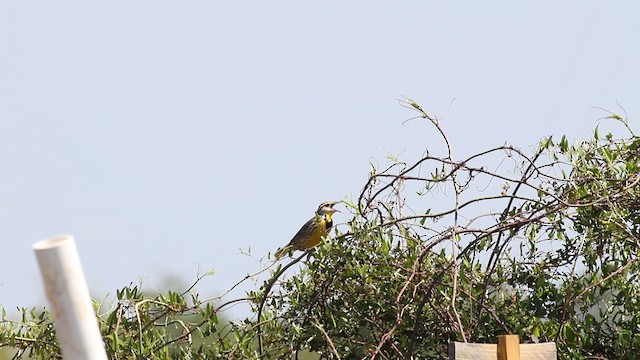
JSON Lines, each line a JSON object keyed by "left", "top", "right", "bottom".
{"left": 301, "top": 219, "right": 329, "bottom": 249}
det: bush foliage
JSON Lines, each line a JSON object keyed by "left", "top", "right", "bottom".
{"left": 2, "top": 100, "right": 639, "bottom": 359}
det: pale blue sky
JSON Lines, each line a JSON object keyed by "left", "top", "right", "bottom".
{"left": 1, "top": 2, "right": 639, "bottom": 317}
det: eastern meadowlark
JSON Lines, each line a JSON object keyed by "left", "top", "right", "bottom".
{"left": 274, "top": 201, "right": 339, "bottom": 258}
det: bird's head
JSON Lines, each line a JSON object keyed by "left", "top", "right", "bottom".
{"left": 316, "top": 201, "right": 340, "bottom": 216}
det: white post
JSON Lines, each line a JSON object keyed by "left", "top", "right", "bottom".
{"left": 33, "top": 235, "right": 108, "bottom": 360}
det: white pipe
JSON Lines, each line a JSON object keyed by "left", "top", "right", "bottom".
{"left": 33, "top": 235, "right": 108, "bottom": 360}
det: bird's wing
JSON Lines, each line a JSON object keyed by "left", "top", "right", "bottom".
{"left": 274, "top": 217, "right": 318, "bottom": 259}
{"left": 287, "top": 217, "right": 317, "bottom": 249}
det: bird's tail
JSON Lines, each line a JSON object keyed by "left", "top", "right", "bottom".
{"left": 274, "top": 245, "right": 293, "bottom": 259}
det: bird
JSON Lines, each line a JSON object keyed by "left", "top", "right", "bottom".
{"left": 274, "top": 201, "right": 339, "bottom": 258}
